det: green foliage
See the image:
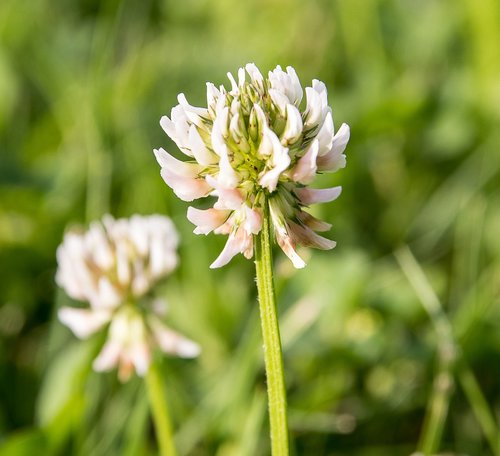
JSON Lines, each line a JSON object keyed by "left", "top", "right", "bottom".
{"left": 1, "top": 0, "right": 500, "bottom": 454}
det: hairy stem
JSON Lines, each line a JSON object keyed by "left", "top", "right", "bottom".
{"left": 255, "top": 201, "right": 289, "bottom": 456}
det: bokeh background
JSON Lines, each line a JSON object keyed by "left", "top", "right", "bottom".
{"left": 1, "top": 0, "right": 500, "bottom": 454}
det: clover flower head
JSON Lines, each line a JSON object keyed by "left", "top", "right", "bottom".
{"left": 154, "top": 63, "right": 350, "bottom": 269}
{"left": 56, "top": 214, "right": 200, "bottom": 382}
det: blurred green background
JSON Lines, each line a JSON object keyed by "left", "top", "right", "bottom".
{"left": 1, "top": 0, "right": 500, "bottom": 454}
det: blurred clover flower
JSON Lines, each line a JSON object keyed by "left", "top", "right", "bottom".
{"left": 154, "top": 63, "right": 349, "bottom": 268}
{"left": 56, "top": 214, "right": 200, "bottom": 382}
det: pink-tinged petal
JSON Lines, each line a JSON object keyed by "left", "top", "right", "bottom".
{"left": 93, "top": 340, "right": 121, "bottom": 372}
{"left": 276, "top": 230, "right": 306, "bottom": 269}
{"left": 117, "top": 357, "right": 135, "bottom": 382}
{"left": 297, "top": 211, "right": 332, "bottom": 232}
{"left": 130, "top": 342, "right": 151, "bottom": 377}
{"left": 58, "top": 307, "right": 111, "bottom": 339}
{"left": 188, "top": 125, "right": 217, "bottom": 165}
{"left": 289, "top": 221, "right": 336, "bottom": 250}
{"left": 153, "top": 148, "right": 201, "bottom": 178}
{"left": 282, "top": 104, "right": 303, "bottom": 145}
{"left": 206, "top": 175, "right": 244, "bottom": 210}
{"left": 187, "top": 207, "right": 230, "bottom": 235}
{"left": 150, "top": 318, "right": 201, "bottom": 358}
{"left": 291, "top": 139, "right": 319, "bottom": 184}
{"left": 295, "top": 186, "right": 342, "bottom": 205}
{"left": 213, "top": 189, "right": 244, "bottom": 210}
{"left": 316, "top": 123, "right": 350, "bottom": 172}
{"left": 331, "top": 122, "right": 350, "bottom": 153}
{"left": 243, "top": 205, "right": 262, "bottom": 234}
{"left": 269, "top": 202, "right": 307, "bottom": 268}
{"left": 210, "top": 229, "right": 248, "bottom": 268}
{"left": 160, "top": 168, "right": 212, "bottom": 202}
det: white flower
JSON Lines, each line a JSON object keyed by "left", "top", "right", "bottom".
{"left": 154, "top": 63, "right": 350, "bottom": 269}
{"left": 56, "top": 214, "right": 200, "bottom": 381}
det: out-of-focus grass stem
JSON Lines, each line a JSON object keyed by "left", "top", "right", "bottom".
{"left": 145, "top": 361, "right": 178, "bottom": 456}
{"left": 395, "top": 246, "right": 499, "bottom": 456}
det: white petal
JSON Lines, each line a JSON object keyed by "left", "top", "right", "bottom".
{"left": 153, "top": 148, "right": 201, "bottom": 178}
{"left": 245, "top": 63, "right": 264, "bottom": 88}
{"left": 282, "top": 104, "right": 303, "bottom": 145}
{"left": 177, "top": 93, "right": 208, "bottom": 126}
{"left": 87, "top": 223, "right": 113, "bottom": 270}
{"left": 259, "top": 144, "right": 291, "bottom": 192}
{"left": 227, "top": 71, "right": 239, "bottom": 92}
{"left": 304, "top": 87, "right": 322, "bottom": 128}
{"left": 268, "top": 89, "right": 289, "bottom": 116}
{"left": 130, "top": 342, "right": 151, "bottom": 376}
{"left": 95, "top": 277, "right": 122, "bottom": 309}
{"left": 129, "top": 216, "right": 149, "bottom": 256}
{"left": 149, "top": 232, "right": 174, "bottom": 278}
{"left": 187, "top": 207, "right": 230, "bottom": 235}
{"left": 217, "top": 144, "right": 239, "bottom": 188}
{"left": 206, "top": 82, "right": 221, "bottom": 110}
{"left": 188, "top": 125, "right": 217, "bottom": 165}
{"left": 285, "top": 66, "right": 303, "bottom": 105}
{"left": 291, "top": 139, "right": 319, "bottom": 184}
{"left": 295, "top": 186, "right": 342, "bottom": 205}
{"left": 58, "top": 307, "right": 111, "bottom": 339}
{"left": 115, "top": 241, "right": 131, "bottom": 287}
{"left": 211, "top": 107, "right": 229, "bottom": 156}
{"left": 316, "top": 123, "right": 350, "bottom": 172}
{"left": 316, "top": 111, "right": 334, "bottom": 156}
{"left": 304, "top": 81, "right": 328, "bottom": 129}
{"left": 160, "top": 111, "right": 191, "bottom": 156}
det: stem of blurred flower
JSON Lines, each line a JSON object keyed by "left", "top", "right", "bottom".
{"left": 255, "top": 200, "right": 289, "bottom": 456}
{"left": 146, "top": 361, "right": 178, "bottom": 456}
{"left": 396, "top": 246, "right": 500, "bottom": 456}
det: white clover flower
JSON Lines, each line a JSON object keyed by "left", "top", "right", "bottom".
{"left": 56, "top": 214, "right": 200, "bottom": 382}
{"left": 154, "top": 63, "right": 350, "bottom": 269}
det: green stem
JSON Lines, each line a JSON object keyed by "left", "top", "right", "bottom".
{"left": 458, "top": 361, "right": 500, "bottom": 456}
{"left": 254, "top": 201, "right": 289, "bottom": 456}
{"left": 145, "top": 361, "right": 178, "bottom": 456}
